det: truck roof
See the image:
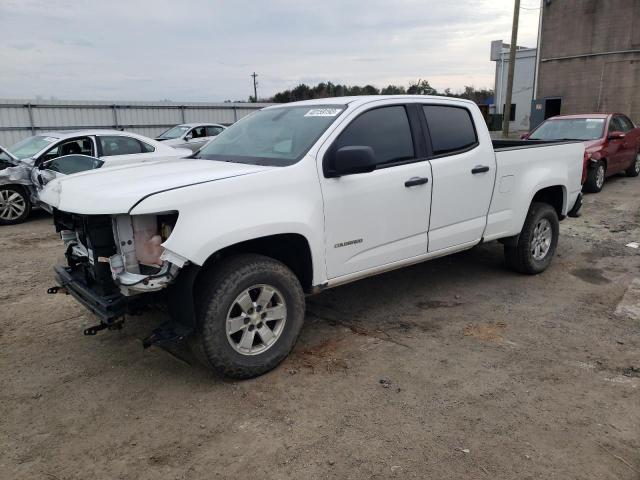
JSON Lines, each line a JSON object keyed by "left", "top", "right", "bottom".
{"left": 266, "top": 95, "right": 477, "bottom": 109}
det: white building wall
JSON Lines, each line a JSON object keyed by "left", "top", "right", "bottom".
{"left": 493, "top": 47, "right": 537, "bottom": 131}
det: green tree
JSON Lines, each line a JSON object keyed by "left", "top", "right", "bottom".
{"left": 407, "top": 79, "right": 438, "bottom": 95}
{"left": 380, "top": 85, "right": 407, "bottom": 95}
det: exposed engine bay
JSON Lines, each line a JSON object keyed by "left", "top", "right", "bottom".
{"left": 53, "top": 210, "right": 184, "bottom": 298}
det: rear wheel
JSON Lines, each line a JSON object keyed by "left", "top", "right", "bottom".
{"left": 0, "top": 185, "right": 31, "bottom": 225}
{"left": 505, "top": 202, "right": 559, "bottom": 275}
{"left": 583, "top": 160, "right": 605, "bottom": 193}
{"left": 193, "top": 254, "right": 305, "bottom": 379}
{"left": 625, "top": 152, "right": 640, "bottom": 177}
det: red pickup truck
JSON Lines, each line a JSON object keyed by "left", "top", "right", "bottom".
{"left": 524, "top": 113, "right": 640, "bottom": 193}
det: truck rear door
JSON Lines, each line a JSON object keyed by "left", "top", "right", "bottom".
{"left": 420, "top": 104, "right": 497, "bottom": 252}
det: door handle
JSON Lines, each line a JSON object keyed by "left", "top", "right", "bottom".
{"left": 405, "top": 176, "right": 429, "bottom": 187}
{"left": 471, "top": 165, "right": 490, "bottom": 174}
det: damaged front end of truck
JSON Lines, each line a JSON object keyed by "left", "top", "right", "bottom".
{"left": 50, "top": 210, "right": 197, "bottom": 347}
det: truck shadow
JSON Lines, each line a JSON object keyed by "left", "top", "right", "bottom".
{"left": 303, "top": 241, "right": 510, "bottom": 340}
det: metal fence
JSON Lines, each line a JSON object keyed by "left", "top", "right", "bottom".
{"left": 0, "top": 99, "right": 272, "bottom": 146}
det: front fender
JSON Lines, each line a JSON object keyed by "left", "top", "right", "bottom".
{"left": 129, "top": 157, "right": 327, "bottom": 285}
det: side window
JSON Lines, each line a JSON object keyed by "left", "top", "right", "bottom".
{"left": 191, "top": 127, "right": 206, "bottom": 138}
{"left": 206, "top": 126, "right": 223, "bottom": 136}
{"left": 423, "top": 105, "right": 478, "bottom": 156}
{"left": 40, "top": 137, "right": 94, "bottom": 162}
{"left": 45, "top": 155, "right": 103, "bottom": 174}
{"left": 100, "top": 136, "right": 144, "bottom": 156}
{"left": 140, "top": 141, "right": 155, "bottom": 153}
{"left": 609, "top": 116, "right": 623, "bottom": 133}
{"left": 619, "top": 115, "right": 634, "bottom": 132}
{"left": 332, "top": 106, "right": 414, "bottom": 167}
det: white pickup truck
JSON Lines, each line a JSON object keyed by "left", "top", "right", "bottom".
{"left": 41, "top": 95, "right": 584, "bottom": 379}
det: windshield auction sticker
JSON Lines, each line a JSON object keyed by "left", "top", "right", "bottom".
{"left": 304, "top": 108, "right": 343, "bottom": 117}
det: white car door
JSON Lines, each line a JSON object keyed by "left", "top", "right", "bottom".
{"left": 421, "top": 103, "right": 497, "bottom": 252}
{"left": 317, "top": 103, "right": 432, "bottom": 279}
{"left": 34, "top": 154, "right": 104, "bottom": 192}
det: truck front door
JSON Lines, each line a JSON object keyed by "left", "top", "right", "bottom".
{"left": 421, "top": 104, "right": 497, "bottom": 252}
{"left": 318, "top": 104, "right": 432, "bottom": 279}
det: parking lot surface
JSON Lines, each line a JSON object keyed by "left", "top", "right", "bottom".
{"left": 1, "top": 175, "right": 639, "bottom": 480}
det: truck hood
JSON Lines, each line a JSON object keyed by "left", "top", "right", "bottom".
{"left": 39, "top": 159, "right": 274, "bottom": 214}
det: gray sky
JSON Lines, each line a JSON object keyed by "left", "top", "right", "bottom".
{"left": 0, "top": 0, "right": 541, "bottom": 102}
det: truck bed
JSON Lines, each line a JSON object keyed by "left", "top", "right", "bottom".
{"left": 482, "top": 140, "right": 585, "bottom": 243}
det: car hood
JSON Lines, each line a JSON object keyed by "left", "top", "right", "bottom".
{"left": 39, "top": 159, "right": 274, "bottom": 214}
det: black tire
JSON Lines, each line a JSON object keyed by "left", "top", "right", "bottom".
{"left": 625, "top": 152, "right": 640, "bottom": 177}
{"left": 0, "top": 185, "right": 31, "bottom": 226}
{"left": 583, "top": 160, "right": 605, "bottom": 193}
{"left": 193, "top": 254, "right": 305, "bottom": 379}
{"left": 504, "top": 202, "right": 559, "bottom": 275}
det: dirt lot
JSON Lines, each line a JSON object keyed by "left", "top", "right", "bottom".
{"left": 1, "top": 176, "right": 639, "bottom": 480}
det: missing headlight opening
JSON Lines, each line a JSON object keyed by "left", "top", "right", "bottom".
{"left": 105, "top": 212, "right": 180, "bottom": 293}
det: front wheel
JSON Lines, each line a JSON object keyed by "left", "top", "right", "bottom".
{"left": 0, "top": 185, "right": 31, "bottom": 225}
{"left": 505, "top": 202, "right": 559, "bottom": 275}
{"left": 625, "top": 152, "right": 640, "bottom": 177}
{"left": 583, "top": 160, "right": 605, "bottom": 193}
{"left": 194, "top": 254, "right": 305, "bottom": 379}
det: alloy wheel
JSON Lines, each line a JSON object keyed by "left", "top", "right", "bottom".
{"left": 531, "top": 218, "right": 552, "bottom": 261}
{"left": 225, "top": 284, "right": 287, "bottom": 355}
{"left": 0, "top": 188, "right": 26, "bottom": 221}
{"left": 596, "top": 165, "right": 605, "bottom": 189}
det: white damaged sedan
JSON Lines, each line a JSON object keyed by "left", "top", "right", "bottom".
{"left": 0, "top": 130, "right": 191, "bottom": 225}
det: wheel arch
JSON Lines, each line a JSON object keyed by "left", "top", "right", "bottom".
{"left": 530, "top": 184, "right": 566, "bottom": 219}
{"left": 199, "top": 233, "right": 314, "bottom": 293}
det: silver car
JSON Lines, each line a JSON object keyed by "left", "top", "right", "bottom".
{"left": 155, "top": 123, "right": 226, "bottom": 152}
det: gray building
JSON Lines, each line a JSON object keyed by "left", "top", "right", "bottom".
{"left": 491, "top": 40, "right": 537, "bottom": 132}
{"left": 532, "top": 0, "right": 640, "bottom": 128}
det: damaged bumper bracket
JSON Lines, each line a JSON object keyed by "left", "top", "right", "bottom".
{"left": 53, "top": 265, "right": 128, "bottom": 323}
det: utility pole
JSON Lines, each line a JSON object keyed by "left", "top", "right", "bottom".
{"left": 250, "top": 72, "right": 258, "bottom": 103}
{"left": 502, "top": 0, "right": 520, "bottom": 138}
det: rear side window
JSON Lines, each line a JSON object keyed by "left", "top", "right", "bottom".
{"left": 423, "top": 105, "right": 478, "bottom": 156}
{"left": 333, "top": 106, "right": 414, "bottom": 167}
{"left": 206, "top": 126, "right": 224, "bottom": 136}
{"left": 100, "top": 136, "right": 144, "bottom": 156}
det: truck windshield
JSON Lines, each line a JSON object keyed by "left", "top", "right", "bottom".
{"left": 6, "top": 135, "right": 58, "bottom": 159}
{"left": 195, "top": 105, "right": 346, "bottom": 166}
{"left": 529, "top": 118, "right": 605, "bottom": 141}
{"left": 157, "top": 125, "right": 190, "bottom": 139}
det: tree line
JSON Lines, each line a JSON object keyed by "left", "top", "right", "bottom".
{"left": 263, "top": 79, "right": 493, "bottom": 105}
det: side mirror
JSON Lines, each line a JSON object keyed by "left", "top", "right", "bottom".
{"left": 184, "top": 133, "right": 193, "bottom": 141}
{"left": 328, "top": 146, "right": 377, "bottom": 177}
{"left": 608, "top": 131, "right": 625, "bottom": 140}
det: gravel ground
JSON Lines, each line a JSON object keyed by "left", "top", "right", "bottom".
{"left": 1, "top": 175, "right": 639, "bottom": 480}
